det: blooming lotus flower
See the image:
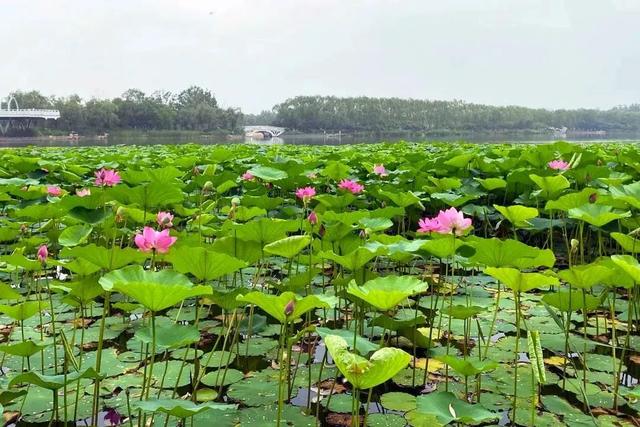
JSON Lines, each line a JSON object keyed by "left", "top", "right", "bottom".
{"left": 241, "top": 171, "right": 255, "bottom": 181}
{"left": 156, "top": 211, "right": 174, "bottom": 228}
{"left": 295, "top": 186, "right": 316, "bottom": 203}
{"left": 417, "top": 217, "right": 444, "bottom": 233}
{"left": 308, "top": 211, "right": 318, "bottom": 225}
{"left": 95, "top": 168, "right": 121, "bottom": 187}
{"left": 37, "top": 244, "right": 48, "bottom": 263}
{"left": 47, "top": 186, "right": 62, "bottom": 197}
{"left": 373, "top": 164, "right": 388, "bottom": 177}
{"left": 548, "top": 159, "right": 570, "bottom": 171}
{"left": 76, "top": 188, "right": 91, "bottom": 197}
{"left": 338, "top": 179, "right": 364, "bottom": 194}
{"left": 134, "top": 227, "right": 177, "bottom": 254}
{"left": 435, "top": 207, "right": 472, "bottom": 236}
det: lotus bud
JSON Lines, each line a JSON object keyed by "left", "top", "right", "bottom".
{"left": 37, "top": 244, "right": 48, "bottom": 264}
{"left": 308, "top": 211, "right": 318, "bottom": 225}
{"left": 115, "top": 206, "right": 126, "bottom": 223}
{"left": 202, "top": 181, "right": 214, "bottom": 193}
{"left": 192, "top": 166, "right": 201, "bottom": 176}
{"left": 20, "top": 223, "right": 28, "bottom": 234}
{"left": 284, "top": 300, "right": 295, "bottom": 317}
{"left": 570, "top": 239, "right": 579, "bottom": 254}
{"left": 231, "top": 197, "right": 241, "bottom": 207}
{"left": 589, "top": 193, "right": 597, "bottom": 204}
{"left": 359, "top": 229, "right": 368, "bottom": 239}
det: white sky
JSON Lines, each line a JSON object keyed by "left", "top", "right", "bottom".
{"left": 2, "top": 0, "right": 640, "bottom": 113}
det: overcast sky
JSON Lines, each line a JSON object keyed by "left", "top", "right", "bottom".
{"left": 2, "top": 0, "right": 639, "bottom": 113}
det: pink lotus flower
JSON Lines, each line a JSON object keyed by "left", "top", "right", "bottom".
{"left": 76, "top": 188, "right": 91, "bottom": 197}
{"left": 417, "top": 217, "right": 444, "bottom": 233}
{"left": 548, "top": 159, "right": 570, "bottom": 171}
{"left": 418, "top": 207, "right": 472, "bottom": 236}
{"left": 295, "top": 186, "right": 316, "bottom": 203}
{"left": 37, "top": 244, "right": 48, "bottom": 263}
{"left": 308, "top": 211, "right": 318, "bottom": 225}
{"left": 241, "top": 171, "right": 255, "bottom": 181}
{"left": 338, "top": 179, "right": 364, "bottom": 194}
{"left": 134, "top": 227, "right": 177, "bottom": 254}
{"left": 156, "top": 211, "right": 174, "bottom": 228}
{"left": 47, "top": 186, "right": 62, "bottom": 197}
{"left": 435, "top": 207, "right": 472, "bottom": 236}
{"left": 95, "top": 168, "right": 121, "bottom": 187}
{"left": 373, "top": 164, "right": 388, "bottom": 177}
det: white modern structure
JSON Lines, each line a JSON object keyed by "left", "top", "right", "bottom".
{"left": 0, "top": 96, "right": 61, "bottom": 134}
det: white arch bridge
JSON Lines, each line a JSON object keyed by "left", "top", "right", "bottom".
{"left": 244, "top": 125, "right": 285, "bottom": 138}
{"left": 0, "top": 96, "right": 61, "bottom": 135}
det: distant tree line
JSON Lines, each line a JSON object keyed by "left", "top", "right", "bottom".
{"left": 6, "top": 86, "right": 242, "bottom": 135}
{"left": 6, "top": 91, "right": 640, "bottom": 136}
{"left": 271, "top": 96, "right": 640, "bottom": 133}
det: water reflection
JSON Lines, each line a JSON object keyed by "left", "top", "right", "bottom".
{"left": 0, "top": 131, "right": 639, "bottom": 148}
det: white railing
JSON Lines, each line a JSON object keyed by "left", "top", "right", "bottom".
{"left": 0, "top": 109, "right": 61, "bottom": 119}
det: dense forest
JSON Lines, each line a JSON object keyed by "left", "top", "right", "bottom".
{"left": 5, "top": 87, "right": 242, "bottom": 135}
{"left": 272, "top": 96, "right": 640, "bottom": 133}
{"left": 4, "top": 90, "right": 640, "bottom": 136}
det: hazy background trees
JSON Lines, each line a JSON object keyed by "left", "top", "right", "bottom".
{"left": 5, "top": 90, "right": 640, "bottom": 135}
{"left": 7, "top": 86, "right": 242, "bottom": 134}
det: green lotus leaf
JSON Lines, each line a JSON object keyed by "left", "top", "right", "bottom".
{"left": 0, "top": 300, "right": 42, "bottom": 321}
{"left": 0, "top": 340, "right": 49, "bottom": 357}
{"left": 112, "top": 182, "right": 184, "bottom": 209}
{"left": 314, "top": 193, "right": 357, "bottom": 210}
{"left": 263, "top": 235, "right": 311, "bottom": 259}
{"left": 9, "top": 367, "right": 101, "bottom": 391}
{"left": 248, "top": 165, "right": 288, "bottom": 181}
{"left": 324, "top": 334, "right": 410, "bottom": 389}
{"left": 236, "top": 291, "right": 330, "bottom": 323}
{"left": 378, "top": 190, "right": 423, "bottom": 208}
{"left": 467, "top": 237, "right": 555, "bottom": 268}
{"left": 435, "top": 355, "right": 498, "bottom": 377}
{"left": 484, "top": 267, "right": 559, "bottom": 293}
{"left": 58, "top": 224, "right": 93, "bottom": 247}
{"left": 135, "top": 324, "right": 201, "bottom": 349}
{"left": 52, "top": 276, "right": 104, "bottom": 305}
{"left": 494, "top": 204, "right": 538, "bottom": 228}
{"left": 557, "top": 264, "right": 612, "bottom": 289}
{"left": 476, "top": 177, "right": 507, "bottom": 191}
{"left": 346, "top": 276, "right": 427, "bottom": 311}
{"left": 0, "top": 283, "right": 21, "bottom": 300}
{"left": 420, "top": 236, "right": 468, "bottom": 259}
{"left": 529, "top": 174, "right": 570, "bottom": 200}
{"left": 541, "top": 290, "right": 602, "bottom": 313}
{"left": 358, "top": 217, "right": 394, "bottom": 233}
{"left": 321, "top": 161, "right": 351, "bottom": 181}
{"left": 99, "top": 265, "right": 211, "bottom": 311}
{"left": 611, "top": 232, "right": 640, "bottom": 253}
{"left": 316, "top": 327, "right": 378, "bottom": 355}
{"left": 568, "top": 204, "right": 631, "bottom": 227}
{"left": 132, "top": 398, "right": 236, "bottom": 418}
{"left": 50, "top": 258, "right": 101, "bottom": 276}
{"left": 415, "top": 391, "right": 497, "bottom": 424}
{"left": 319, "top": 247, "right": 382, "bottom": 271}
{"left": 61, "top": 244, "right": 147, "bottom": 270}
{"left": 166, "top": 246, "right": 247, "bottom": 280}
{"left": 445, "top": 304, "right": 485, "bottom": 319}
{"left": 611, "top": 255, "right": 640, "bottom": 283}
{"left": 609, "top": 181, "right": 640, "bottom": 210}
{"left": 0, "top": 252, "right": 42, "bottom": 272}
{"left": 544, "top": 188, "right": 601, "bottom": 211}
{"left": 229, "top": 218, "right": 299, "bottom": 244}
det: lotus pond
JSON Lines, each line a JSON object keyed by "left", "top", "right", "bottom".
{"left": 0, "top": 141, "right": 639, "bottom": 426}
